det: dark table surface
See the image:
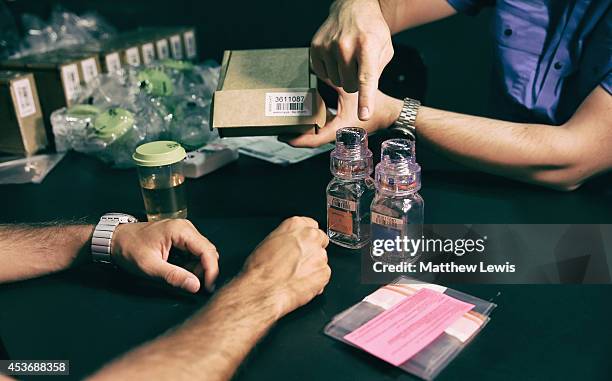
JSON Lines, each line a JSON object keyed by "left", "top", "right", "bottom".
{"left": 1, "top": 140, "right": 612, "bottom": 380}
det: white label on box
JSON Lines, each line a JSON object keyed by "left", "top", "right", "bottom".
{"left": 170, "top": 35, "right": 183, "bottom": 59}
{"left": 156, "top": 39, "right": 170, "bottom": 59}
{"left": 11, "top": 78, "right": 36, "bottom": 118}
{"left": 265, "top": 92, "right": 312, "bottom": 117}
{"left": 105, "top": 52, "right": 121, "bottom": 72}
{"left": 126, "top": 47, "right": 141, "bottom": 66}
{"left": 61, "top": 63, "right": 81, "bottom": 102}
{"left": 80, "top": 58, "right": 98, "bottom": 83}
{"left": 183, "top": 30, "right": 196, "bottom": 59}
{"left": 141, "top": 43, "right": 155, "bottom": 64}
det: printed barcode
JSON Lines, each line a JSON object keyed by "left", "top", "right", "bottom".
{"left": 12, "top": 78, "right": 37, "bottom": 117}
{"left": 19, "top": 87, "right": 30, "bottom": 108}
{"left": 276, "top": 102, "right": 304, "bottom": 111}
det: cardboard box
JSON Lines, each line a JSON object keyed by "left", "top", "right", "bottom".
{"left": 87, "top": 26, "right": 197, "bottom": 73}
{"left": 0, "top": 71, "right": 47, "bottom": 155}
{"left": 211, "top": 47, "right": 326, "bottom": 137}
{"left": 0, "top": 52, "right": 101, "bottom": 149}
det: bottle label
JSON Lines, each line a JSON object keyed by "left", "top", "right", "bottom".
{"left": 328, "top": 195, "right": 356, "bottom": 211}
{"left": 372, "top": 212, "right": 403, "bottom": 230}
{"left": 371, "top": 212, "right": 403, "bottom": 242}
{"left": 327, "top": 196, "right": 356, "bottom": 236}
{"left": 11, "top": 78, "right": 36, "bottom": 118}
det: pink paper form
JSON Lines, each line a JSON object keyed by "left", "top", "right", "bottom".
{"left": 344, "top": 288, "right": 475, "bottom": 366}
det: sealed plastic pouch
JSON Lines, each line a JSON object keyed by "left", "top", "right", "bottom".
{"left": 324, "top": 276, "right": 496, "bottom": 380}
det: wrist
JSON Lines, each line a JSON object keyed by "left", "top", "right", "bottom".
{"left": 235, "top": 271, "right": 288, "bottom": 321}
{"left": 375, "top": 91, "right": 404, "bottom": 131}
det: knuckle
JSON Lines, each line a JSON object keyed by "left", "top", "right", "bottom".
{"left": 164, "top": 268, "right": 183, "bottom": 286}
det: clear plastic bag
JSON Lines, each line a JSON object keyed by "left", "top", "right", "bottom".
{"left": 13, "top": 6, "right": 115, "bottom": 58}
{"left": 0, "top": 153, "right": 65, "bottom": 184}
{"left": 324, "top": 276, "right": 496, "bottom": 380}
{"left": 52, "top": 60, "right": 221, "bottom": 166}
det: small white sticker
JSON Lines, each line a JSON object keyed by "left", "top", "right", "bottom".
{"left": 80, "top": 58, "right": 98, "bottom": 83}
{"left": 265, "top": 92, "right": 312, "bottom": 117}
{"left": 61, "top": 63, "right": 81, "bottom": 102}
{"left": 372, "top": 212, "right": 404, "bottom": 231}
{"left": 11, "top": 78, "right": 36, "bottom": 118}
{"left": 183, "top": 30, "right": 196, "bottom": 59}
{"left": 327, "top": 195, "right": 356, "bottom": 212}
{"left": 105, "top": 52, "right": 121, "bottom": 72}
{"left": 156, "top": 39, "right": 170, "bottom": 59}
{"left": 141, "top": 43, "right": 155, "bottom": 64}
{"left": 125, "top": 47, "right": 141, "bottom": 66}
{"left": 170, "top": 35, "right": 183, "bottom": 59}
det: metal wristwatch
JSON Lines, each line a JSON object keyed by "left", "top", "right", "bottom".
{"left": 91, "top": 213, "right": 138, "bottom": 264}
{"left": 390, "top": 97, "right": 421, "bottom": 140}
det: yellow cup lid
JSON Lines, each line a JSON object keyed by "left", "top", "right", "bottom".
{"left": 133, "top": 141, "right": 186, "bottom": 167}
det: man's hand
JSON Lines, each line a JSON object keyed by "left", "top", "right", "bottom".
{"left": 111, "top": 219, "right": 219, "bottom": 293}
{"left": 311, "top": 0, "right": 394, "bottom": 121}
{"left": 241, "top": 216, "right": 331, "bottom": 318}
{"left": 280, "top": 84, "right": 402, "bottom": 148}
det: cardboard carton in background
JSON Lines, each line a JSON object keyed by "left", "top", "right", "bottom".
{"left": 0, "top": 52, "right": 101, "bottom": 149}
{"left": 211, "top": 47, "right": 326, "bottom": 137}
{"left": 0, "top": 71, "right": 47, "bottom": 155}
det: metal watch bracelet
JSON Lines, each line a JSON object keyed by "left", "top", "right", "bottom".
{"left": 391, "top": 97, "right": 421, "bottom": 140}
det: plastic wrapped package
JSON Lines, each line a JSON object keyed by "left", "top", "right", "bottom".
{"left": 324, "top": 276, "right": 496, "bottom": 380}
{"left": 55, "top": 60, "right": 221, "bottom": 165}
{"left": 14, "top": 6, "right": 115, "bottom": 58}
{"left": 51, "top": 105, "right": 148, "bottom": 168}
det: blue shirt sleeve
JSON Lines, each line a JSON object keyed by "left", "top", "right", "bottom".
{"left": 601, "top": 71, "right": 612, "bottom": 95}
{"left": 446, "top": 0, "right": 494, "bottom": 15}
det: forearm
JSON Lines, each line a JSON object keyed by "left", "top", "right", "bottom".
{"left": 0, "top": 224, "right": 94, "bottom": 283}
{"left": 90, "top": 274, "right": 281, "bottom": 381}
{"left": 379, "top": 0, "right": 457, "bottom": 33}
{"left": 377, "top": 94, "right": 592, "bottom": 190}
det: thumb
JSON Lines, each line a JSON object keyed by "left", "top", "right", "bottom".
{"left": 145, "top": 259, "right": 201, "bottom": 293}
{"left": 357, "top": 49, "right": 379, "bottom": 121}
{"left": 279, "top": 118, "right": 339, "bottom": 148}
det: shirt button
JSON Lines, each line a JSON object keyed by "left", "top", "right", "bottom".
{"left": 554, "top": 62, "right": 563, "bottom": 70}
{"left": 504, "top": 28, "right": 512, "bottom": 36}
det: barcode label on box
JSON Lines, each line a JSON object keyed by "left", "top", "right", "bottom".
{"left": 170, "top": 35, "right": 183, "bottom": 59}
{"left": 183, "top": 31, "right": 196, "bottom": 59}
{"left": 12, "top": 78, "right": 36, "bottom": 118}
{"left": 265, "top": 92, "right": 312, "bottom": 117}
{"left": 141, "top": 43, "right": 155, "bottom": 64}
{"left": 105, "top": 53, "right": 121, "bottom": 72}
{"left": 80, "top": 58, "right": 98, "bottom": 83}
{"left": 61, "top": 64, "right": 81, "bottom": 102}
{"left": 156, "top": 39, "right": 170, "bottom": 59}
{"left": 126, "top": 47, "right": 140, "bottom": 66}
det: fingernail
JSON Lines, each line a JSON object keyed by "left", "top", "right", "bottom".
{"left": 359, "top": 106, "right": 369, "bottom": 119}
{"left": 182, "top": 278, "right": 200, "bottom": 293}
{"left": 207, "top": 283, "right": 216, "bottom": 293}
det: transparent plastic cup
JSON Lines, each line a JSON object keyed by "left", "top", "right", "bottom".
{"left": 133, "top": 141, "right": 187, "bottom": 221}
